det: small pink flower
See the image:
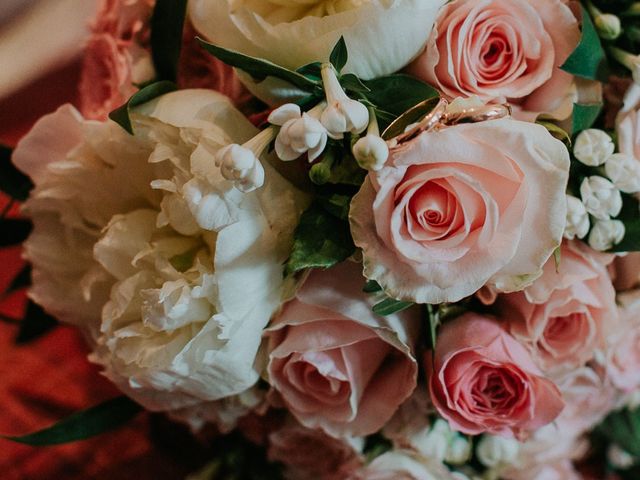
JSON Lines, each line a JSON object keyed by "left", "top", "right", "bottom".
{"left": 498, "top": 241, "right": 617, "bottom": 377}
{"left": 267, "top": 422, "right": 364, "bottom": 480}
{"left": 427, "top": 313, "right": 564, "bottom": 438}
{"left": 265, "top": 262, "right": 419, "bottom": 438}
{"left": 408, "top": 0, "right": 580, "bottom": 121}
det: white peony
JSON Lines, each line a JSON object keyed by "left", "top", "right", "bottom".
{"left": 189, "top": 0, "right": 446, "bottom": 101}
{"left": 13, "top": 90, "right": 307, "bottom": 413}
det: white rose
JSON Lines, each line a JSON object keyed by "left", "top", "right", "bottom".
{"left": 476, "top": 435, "right": 520, "bottom": 468}
{"left": 13, "top": 90, "right": 307, "bottom": 412}
{"left": 189, "top": 0, "right": 446, "bottom": 100}
{"left": 580, "top": 175, "right": 623, "bottom": 220}
{"left": 589, "top": 218, "right": 625, "bottom": 251}
{"left": 605, "top": 152, "right": 640, "bottom": 193}
{"left": 564, "top": 195, "right": 590, "bottom": 240}
{"left": 608, "top": 444, "right": 635, "bottom": 469}
{"left": 573, "top": 129, "right": 614, "bottom": 166}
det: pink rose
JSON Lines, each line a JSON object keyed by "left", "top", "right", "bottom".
{"left": 79, "top": 33, "right": 138, "bottom": 120}
{"left": 497, "top": 241, "right": 617, "bottom": 377}
{"left": 408, "top": 0, "right": 580, "bottom": 121}
{"left": 606, "top": 290, "right": 640, "bottom": 392}
{"left": 349, "top": 451, "right": 458, "bottom": 480}
{"left": 427, "top": 313, "right": 564, "bottom": 437}
{"left": 267, "top": 422, "right": 364, "bottom": 480}
{"left": 265, "top": 261, "right": 419, "bottom": 437}
{"left": 93, "top": 0, "right": 154, "bottom": 43}
{"left": 350, "top": 119, "right": 569, "bottom": 304}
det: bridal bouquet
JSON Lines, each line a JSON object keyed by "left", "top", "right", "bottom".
{"left": 6, "top": 0, "right": 640, "bottom": 478}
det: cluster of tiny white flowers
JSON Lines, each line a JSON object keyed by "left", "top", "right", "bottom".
{"left": 566, "top": 128, "right": 640, "bottom": 251}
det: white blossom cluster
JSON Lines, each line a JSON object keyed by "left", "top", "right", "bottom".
{"left": 565, "top": 128, "right": 640, "bottom": 251}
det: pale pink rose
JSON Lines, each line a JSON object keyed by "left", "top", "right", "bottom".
{"left": 427, "top": 313, "right": 564, "bottom": 437}
{"left": 505, "top": 461, "right": 582, "bottom": 480}
{"left": 497, "top": 241, "right": 617, "bottom": 377}
{"left": 606, "top": 290, "right": 640, "bottom": 392}
{"left": 265, "top": 261, "right": 419, "bottom": 438}
{"left": 617, "top": 83, "right": 640, "bottom": 160}
{"left": 349, "top": 451, "right": 458, "bottom": 480}
{"left": 79, "top": 33, "right": 138, "bottom": 120}
{"left": 267, "top": 422, "right": 364, "bottom": 480}
{"left": 408, "top": 0, "right": 580, "bottom": 121}
{"left": 93, "top": 0, "right": 154, "bottom": 43}
{"left": 177, "top": 22, "right": 249, "bottom": 106}
{"left": 350, "top": 119, "right": 569, "bottom": 304}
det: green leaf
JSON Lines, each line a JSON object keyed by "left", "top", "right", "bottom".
{"left": 572, "top": 102, "right": 603, "bottom": 134}
{"left": 426, "top": 305, "right": 441, "bottom": 349}
{"left": 316, "top": 191, "right": 353, "bottom": 220}
{"left": 363, "top": 74, "right": 439, "bottom": 117}
{"left": 372, "top": 298, "right": 414, "bottom": 316}
{"left": 340, "top": 73, "right": 371, "bottom": 94}
{"left": 329, "top": 36, "right": 348, "bottom": 72}
{"left": 197, "top": 38, "right": 318, "bottom": 92}
{"left": 611, "top": 194, "right": 640, "bottom": 252}
{"left": 536, "top": 120, "right": 572, "bottom": 145}
{"left": 0, "top": 218, "right": 32, "bottom": 247}
{"left": 3, "top": 396, "right": 142, "bottom": 446}
{"left": 109, "top": 81, "right": 177, "bottom": 134}
{"left": 150, "top": 0, "right": 188, "bottom": 82}
{"left": 561, "top": 5, "right": 607, "bottom": 80}
{"left": 285, "top": 202, "right": 355, "bottom": 276}
{"left": 363, "top": 280, "right": 382, "bottom": 294}
{"left": 296, "top": 62, "right": 322, "bottom": 81}
{"left": 597, "top": 407, "right": 640, "bottom": 457}
{"left": 0, "top": 145, "right": 33, "bottom": 202}
{"left": 16, "top": 301, "right": 58, "bottom": 344}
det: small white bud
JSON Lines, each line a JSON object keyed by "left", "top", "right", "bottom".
{"left": 580, "top": 175, "right": 623, "bottom": 220}
{"left": 611, "top": 47, "right": 640, "bottom": 84}
{"left": 274, "top": 114, "right": 328, "bottom": 162}
{"left": 608, "top": 444, "right": 635, "bottom": 469}
{"left": 595, "top": 13, "right": 622, "bottom": 40}
{"left": 413, "top": 420, "right": 451, "bottom": 462}
{"left": 445, "top": 436, "right": 472, "bottom": 465}
{"left": 605, "top": 153, "right": 640, "bottom": 193}
{"left": 589, "top": 218, "right": 625, "bottom": 251}
{"left": 565, "top": 194, "right": 590, "bottom": 240}
{"left": 573, "top": 129, "right": 615, "bottom": 166}
{"left": 476, "top": 435, "right": 520, "bottom": 468}
{"left": 214, "top": 144, "right": 265, "bottom": 193}
{"left": 320, "top": 63, "right": 369, "bottom": 138}
{"left": 353, "top": 134, "right": 389, "bottom": 171}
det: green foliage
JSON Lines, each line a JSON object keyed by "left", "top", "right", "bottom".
{"left": 0, "top": 145, "right": 33, "bottom": 201}
{"left": 329, "top": 36, "right": 348, "bottom": 72}
{"left": 109, "top": 81, "right": 177, "bottom": 134}
{"left": 197, "top": 39, "right": 319, "bottom": 92}
{"left": 362, "top": 279, "right": 383, "bottom": 294}
{"left": 284, "top": 202, "right": 355, "bottom": 276}
{"left": 363, "top": 74, "right": 439, "bottom": 117}
{"left": 598, "top": 407, "right": 640, "bottom": 457}
{"left": 372, "top": 298, "right": 414, "bottom": 316}
{"left": 572, "top": 102, "right": 603, "bottom": 134}
{"left": 611, "top": 193, "right": 640, "bottom": 251}
{"left": 3, "top": 396, "right": 142, "bottom": 446}
{"left": 150, "top": 0, "right": 188, "bottom": 82}
{"left": 561, "top": 4, "right": 607, "bottom": 80}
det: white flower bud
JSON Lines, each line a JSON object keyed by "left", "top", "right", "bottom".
{"left": 564, "top": 194, "right": 590, "bottom": 240}
{"left": 595, "top": 13, "right": 622, "bottom": 40}
{"left": 580, "top": 175, "right": 623, "bottom": 219}
{"left": 215, "top": 144, "right": 265, "bottom": 193}
{"left": 320, "top": 63, "right": 369, "bottom": 138}
{"left": 589, "top": 218, "right": 625, "bottom": 251}
{"left": 573, "top": 129, "right": 614, "bottom": 166}
{"left": 269, "top": 103, "right": 328, "bottom": 162}
{"left": 476, "top": 435, "right": 520, "bottom": 468}
{"left": 414, "top": 419, "right": 451, "bottom": 462}
{"left": 605, "top": 153, "right": 640, "bottom": 193}
{"left": 608, "top": 444, "right": 635, "bottom": 469}
{"left": 353, "top": 134, "right": 389, "bottom": 171}
{"left": 611, "top": 47, "right": 640, "bottom": 84}
{"left": 445, "top": 436, "right": 472, "bottom": 465}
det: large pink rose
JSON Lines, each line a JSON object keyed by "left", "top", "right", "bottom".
{"left": 497, "top": 241, "right": 617, "bottom": 377}
{"left": 408, "top": 0, "right": 580, "bottom": 121}
{"left": 350, "top": 119, "right": 569, "bottom": 304}
{"left": 267, "top": 421, "right": 364, "bottom": 480}
{"left": 606, "top": 290, "right": 640, "bottom": 392}
{"left": 427, "top": 313, "right": 564, "bottom": 437}
{"left": 265, "top": 261, "right": 419, "bottom": 437}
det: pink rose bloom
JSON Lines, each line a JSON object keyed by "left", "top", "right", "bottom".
{"left": 350, "top": 119, "right": 569, "bottom": 304}
{"left": 497, "top": 241, "right": 617, "bottom": 377}
{"left": 607, "top": 290, "right": 640, "bottom": 392}
{"left": 267, "top": 422, "right": 364, "bottom": 480}
{"left": 93, "top": 0, "right": 155, "bottom": 42}
{"left": 349, "top": 451, "right": 458, "bottom": 480}
{"left": 427, "top": 313, "right": 564, "bottom": 437}
{"left": 265, "top": 261, "right": 419, "bottom": 438}
{"left": 408, "top": 0, "right": 580, "bottom": 121}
